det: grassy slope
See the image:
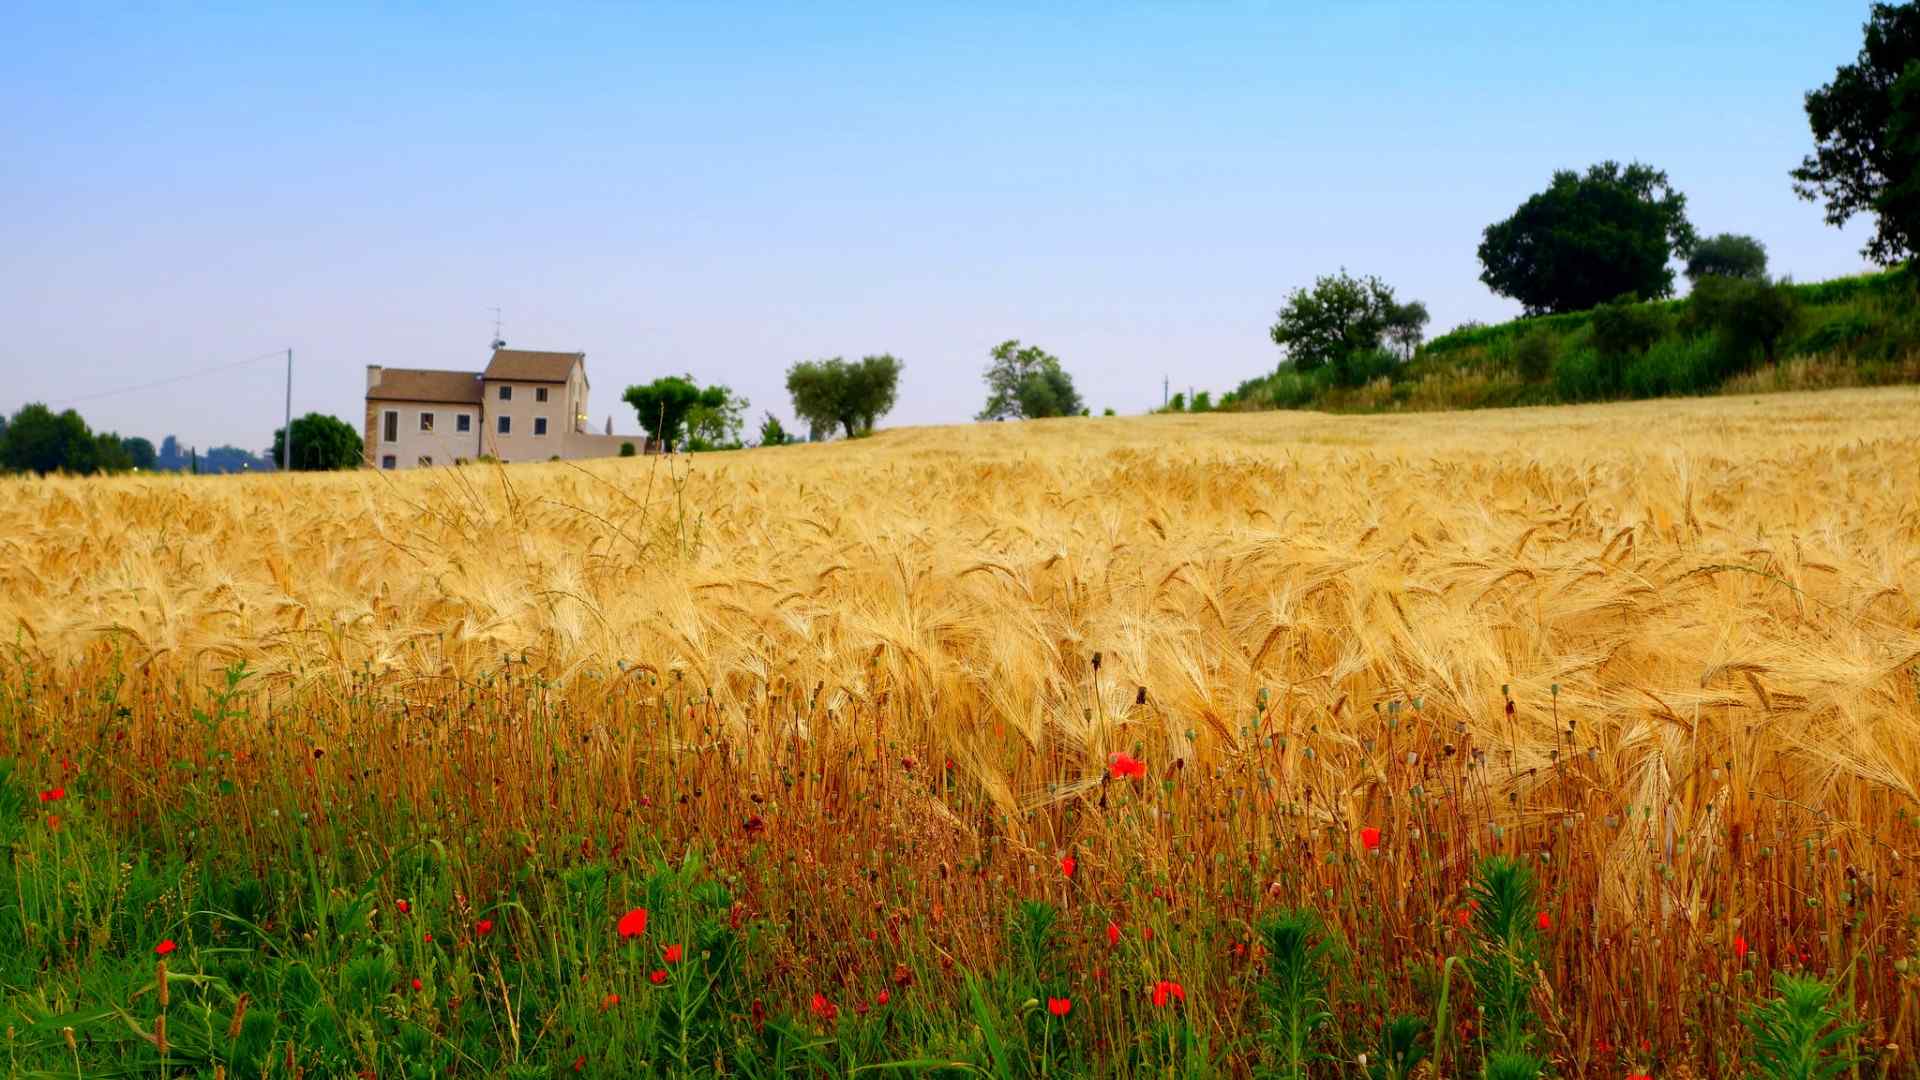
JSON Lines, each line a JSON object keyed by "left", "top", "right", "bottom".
{"left": 1222, "top": 267, "right": 1920, "bottom": 413}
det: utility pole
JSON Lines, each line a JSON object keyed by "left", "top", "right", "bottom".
{"left": 282, "top": 348, "right": 293, "bottom": 471}
{"left": 1163, "top": 375, "right": 1168, "bottom": 409}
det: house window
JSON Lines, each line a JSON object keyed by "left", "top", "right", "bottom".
{"left": 418, "top": 456, "right": 433, "bottom": 467}
{"left": 419, "top": 412, "right": 434, "bottom": 432}
{"left": 456, "top": 414, "right": 471, "bottom": 433}
{"left": 499, "top": 385, "right": 512, "bottom": 401}
{"left": 498, "top": 416, "right": 511, "bottom": 435}
{"left": 534, "top": 417, "right": 548, "bottom": 436}
{"left": 381, "top": 455, "right": 396, "bottom": 469}
{"left": 383, "top": 411, "right": 398, "bottom": 442}
{"left": 535, "top": 387, "right": 549, "bottom": 403}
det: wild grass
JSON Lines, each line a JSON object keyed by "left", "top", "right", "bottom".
{"left": 0, "top": 389, "right": 1917, "bottom": 1076}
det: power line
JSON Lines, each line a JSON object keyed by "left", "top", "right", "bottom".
{"left": 52, "top": 349, "right": 289, "bottom": 407}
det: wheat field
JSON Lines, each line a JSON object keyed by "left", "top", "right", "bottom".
{"left": 3, "top": 387, "right": 1918, "bottom": 1075}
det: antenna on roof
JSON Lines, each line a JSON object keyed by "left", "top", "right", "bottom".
{"left": 489, "top": 306, "right": 505, "bottom": 350}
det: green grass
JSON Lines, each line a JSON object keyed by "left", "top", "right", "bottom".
{"left": 1218, "top": 267, "right": 1920, "bottom": 414}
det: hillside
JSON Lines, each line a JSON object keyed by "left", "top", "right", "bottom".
{"left": 1221, "top": 266, "right": 1920, "bottom": 412}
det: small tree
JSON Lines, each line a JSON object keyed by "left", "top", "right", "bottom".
{"left": 1686, "top": 233, "right": 1770, "bottom": 282}
{"left": 1479, "top": 161, "right": 1696, "bottom": 314}
{"left": 978, "top": 340, "right": 1082, "bottom": 420}
{"left": 1268, "top": 271, "right": 1401, "bottom": 371}
{"left": 271, "top": 413, "right": 364, "bottom": 471}
{"left": 1792, "top": 3, "right": 1920, "bottom": 265}
{"left": 685, "top": 385, "right": 748, "bottom": 451}
{"left": 1385, "top": 299, "right": 1430, "bottom": 359}
{"left": 786, "top": 354, "right": 903, "bottom": 438}
{"left": 622, "top": 375, "right": 705, "bottom": 452}
{"left": 756, "top": 412, "right": 794, "bottom": 447}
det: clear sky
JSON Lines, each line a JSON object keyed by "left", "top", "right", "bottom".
{"left": 0, "top": 2, "right": 1882, "bottom": 450}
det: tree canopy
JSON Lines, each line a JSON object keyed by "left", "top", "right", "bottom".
{"left": 623, "top": 375, "right": 743, "bottom": 452}
{"left": 977, "top": 341, "right": 1082, "bottom": 420}
{"left": 685, "top": 385, "right": 748, "bottom": 451}
{"left": 1792, "top": 3, "right": 1920, "bottom": 265}
{"left": 0, "top": 403, "right": 139, "bottom": 476}
{"left": 271, "top": 413, "right": 363, "bottom": 471}
{"left": 1477, "top": 161, "right": 1697, "bottom": 314}
{"left": 1268, "top": 271, "right": 1406, "bottom": 371}
{"left": 1686, "top": 233, "right": 1770, "bottom": 283}
{"left": 786, "top": 355, "right": 903, "bottom": 439}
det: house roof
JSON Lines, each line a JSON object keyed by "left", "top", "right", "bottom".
{"left": 368, "top": 368, "right": 484, "bottom": 404}
{"left": 485, "top": 348, "right": 585, "bottom": 385}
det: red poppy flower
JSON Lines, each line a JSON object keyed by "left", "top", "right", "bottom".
{"left": 572, "top": 1056, "right": 586, "bottom": 1073}
{"left": 411, "top": 978, "right": 423, "bottom": 991}
{"left": 396, "top": 899, "right": 410, "bottom": 914}
{"left": 1047, "top": 997, "right": 1072, "bottom": 1017}
{"left": 617, "top": 907, "right": 648, "bottom": 939}
{"left": 810, "top": 992, "right": 838, "bottom": 1021}
{"left": 875, "top": 990, "right": 890, "bottom": 1006}
{"left": 154, "top": 939, "right": 177, "bottom": 957}
{"left": 423, "top": 932, "right": 433, "bottom": 943}
{"left": 38, "top": 788, "right": 64, "bottom": 803}
{"left": 1106, "top": 921, "right": 1120, "bottom": 947}
{"left": 1108, "top": 752, "right": 1147, "bottom": 780}
{"left": 1456, "top": 907, "right": 1471, "bottom": 927}
{"left": 664, "top": 943, "right": 683, "bottom": 964}
{"left": 1360, "top": 827, "right": 1381, "bottom": 851}
{"left": 649, "top": 969, "right": 667, "bottom": 985}
{"left": 1734, "top": 935, "right": 1748, "bottom": 960}
{"left": 1536, "top": 911, "right": 1551, "bottom": 931}
{"left": 1628, "top": 1074, "right": 1652, "bottom": 1080}
{"left": 1060, "top": 855, "right": 1077, "bottom": 879}
{"left": 475, "top": 918, "right": 494, "bottom": 936}
{"left": 1152, "top": 979, "right": 1185, "bottom": 1007}
{"left": 1143, "top": 927, "right": 1154, "bottom": 942}
{"left": 600, "top": 993, "right": 620, "bottom": 1011}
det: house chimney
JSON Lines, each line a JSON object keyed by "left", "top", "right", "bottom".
{"left": 366, "top": 364, "right": 383, "bottom": 392}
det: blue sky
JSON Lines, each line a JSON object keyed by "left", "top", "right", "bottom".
{"left": 0, "top": 2, "right": 1881, "bottom": 448}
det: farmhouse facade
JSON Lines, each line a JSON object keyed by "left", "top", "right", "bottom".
{"left": 364, "top": 348, "right": 651, "bottom": 469}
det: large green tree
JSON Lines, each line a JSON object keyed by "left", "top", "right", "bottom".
{"left": 1478, "top": 161, "right": 1696, "bottom": 314}
{"left": 270, "top": 413, "right": 363, "bottom": 471}
{"left": 977, "top": 341, "right": 1082, "bottom": 420}
{"left": 1792, "top": 3, "right": 1920, "bottom": 265}
{"left": 1268, "top": 272, "right": 1403, "bottom": 370}
{"left": 786, "top": 354, "right": 903, "bottom": 438}
{"left": 1, "top": 403, "right": 104, "bottom": 475}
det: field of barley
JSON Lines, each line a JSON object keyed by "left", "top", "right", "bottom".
{"left": 2, "top": 386, "right": 1918, "bottom": 1078}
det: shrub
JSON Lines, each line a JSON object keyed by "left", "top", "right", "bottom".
{"left": 619, "top": 442, "right": 637, "bottom": 457}
{"left": 1255, "top": 909, "right": 1332, "bottom": 1080}
{"left": 1331, "top": 347, "right": 1398, "bottom": 389}
{"left": 1552, "top": 345, "right": 1607, "bottom": 401}
{"left": 1742, "top": 974, "right": 1861, "bottom": 1080}
{"left": 1512, "top": 329, "right": 1557, "bottom": 382}
{"left": 1625, "top": 334, "right": 1721, "bottom": 397}
{"left": 1795, "top": 312, "right": 1873, "bottom": 356}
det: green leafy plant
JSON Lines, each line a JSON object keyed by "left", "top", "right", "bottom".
{"left": 1742, "top": 973, "right": 1862, "bottom": 1080}
{"left": 1465, "top": 856, "right": 1543, "bottom": 1060}
{"left": 1255, "top": 908, "right": 1333, "bottom": 1079}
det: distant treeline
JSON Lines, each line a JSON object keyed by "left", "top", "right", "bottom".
{"left": 0, "top": 403, "right": 273, "bottom": 476}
